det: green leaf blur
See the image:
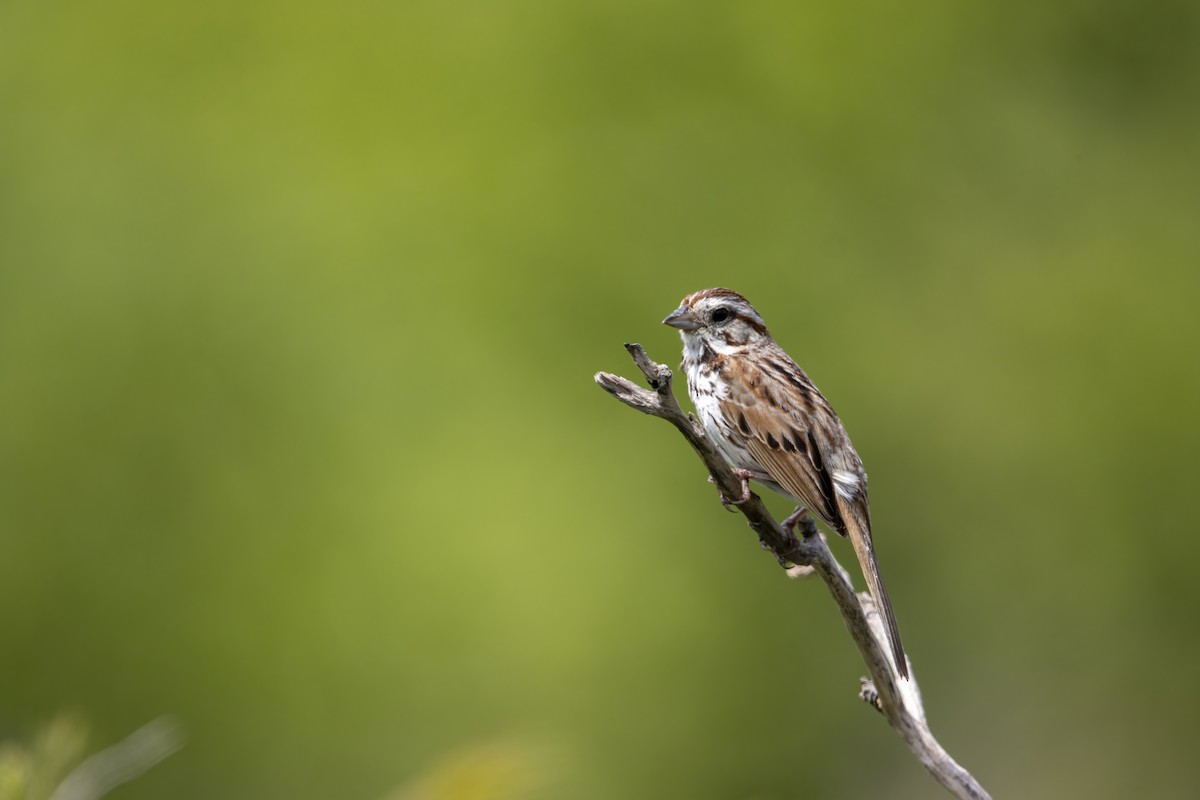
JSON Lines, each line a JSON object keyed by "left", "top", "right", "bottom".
{"left": 2, "top": 1, "right": 1198, "bottom": 798}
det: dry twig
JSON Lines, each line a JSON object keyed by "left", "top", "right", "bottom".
{"left": 595, "top": 343, "right": 990, "bottom": 800}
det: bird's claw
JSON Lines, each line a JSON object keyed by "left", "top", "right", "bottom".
{"left": 782, "top": 506, "right": 819, "bottom": 539}
{"left": 781, "top": 505, "right": 808, "bottom": 532}
{"left": 710, "top": 468, "right": 759, "bottom": 511}
{"left": 782, "top": 503, "right": 820, "bottom": 542}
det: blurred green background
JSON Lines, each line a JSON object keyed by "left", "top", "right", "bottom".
{"left": 2, "top": 1, "right": 1199, "bottom": 798}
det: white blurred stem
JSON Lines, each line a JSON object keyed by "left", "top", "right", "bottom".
{"left": 49, "top": 717, "right": 183, "bottom": 800}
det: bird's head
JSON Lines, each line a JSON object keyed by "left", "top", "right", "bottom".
{"left": 662, "top": 288, "right": 771, "bottom": 351}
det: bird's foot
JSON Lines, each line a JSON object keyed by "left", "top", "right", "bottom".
{"left": 709, "top": 468, "right": 768, "bottom": 511}
{"left": 781, "top": 505, "right": 808, "bottom": 531}
{"left": 781, "top": 506, "right": 819, "bottom": 539}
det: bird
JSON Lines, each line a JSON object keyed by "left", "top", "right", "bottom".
{"left": 663, "top": 287, "right": 908, "bottom": 678}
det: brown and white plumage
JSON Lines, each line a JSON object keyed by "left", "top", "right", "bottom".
{"left": 664, "top": 287, "right": 909, "bottom": 678}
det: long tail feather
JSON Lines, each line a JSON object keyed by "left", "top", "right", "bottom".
{"left": 841, "top": 510, "right": 908, "bottom": 679}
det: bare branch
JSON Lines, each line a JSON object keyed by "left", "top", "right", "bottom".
{"left": 595, "top": 344, "right": 991, "bottom": 800}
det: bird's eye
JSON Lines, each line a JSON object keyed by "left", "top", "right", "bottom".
{"left": 711, "top": 307, "right": 732, "bottom": 324}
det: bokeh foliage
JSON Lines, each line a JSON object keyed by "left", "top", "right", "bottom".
{"left": 2, "top": 1, "right": 1199, "bottom": 798}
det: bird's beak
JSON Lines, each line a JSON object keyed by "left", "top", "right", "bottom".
{"left": 662, "top": 305, "right": 701, "bottom": 331}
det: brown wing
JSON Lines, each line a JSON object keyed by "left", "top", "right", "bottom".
{"left": 718, "top": 367, "right": 843, "bottom": 531}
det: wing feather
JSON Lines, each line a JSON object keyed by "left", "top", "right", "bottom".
{"left": 718, "top": 378, "right": 843, "bottom": 531}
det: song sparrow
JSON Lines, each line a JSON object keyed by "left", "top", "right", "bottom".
{"left": 664, "top": 288, "right": 908, "bottom": 678}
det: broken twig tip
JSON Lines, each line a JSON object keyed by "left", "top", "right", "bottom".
{"left": 859, "top": 677, "right": 884, "bottom": 713}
